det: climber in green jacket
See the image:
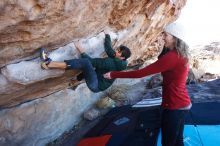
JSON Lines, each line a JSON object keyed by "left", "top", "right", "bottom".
{"left": 40, "top": 33, "right": 131, "bottom": 92}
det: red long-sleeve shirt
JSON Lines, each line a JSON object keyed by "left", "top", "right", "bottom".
{"left": 110, "top": 50, "right": 191, "bottom": 109}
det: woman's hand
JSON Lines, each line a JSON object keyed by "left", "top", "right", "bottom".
{"left": 103, "top": 72, "right": 112, "bottom": 79}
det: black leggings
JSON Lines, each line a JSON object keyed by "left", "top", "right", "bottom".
{"left": 161, "top": 109, "right": 189, "bottom": 146}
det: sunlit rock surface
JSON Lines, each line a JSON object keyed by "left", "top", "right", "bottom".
{"left": 0, "top": 31, "right": 139, "bottom": 107}
{"left": 0, "top": 84, "right": 103, "bottom": 146}
{"left": 1, "top": 33, "right": 106, "bottom": 85}
{"left": 0, "top": 78, "right": 141, "bottom": 146}
{"left": 0, "top": 0, "right": 186, "bottom": 108}
{"left": 190, "top": 42, "right": 220, "bottom": 80}
{"left": 0, "top": 0, "right": 185, "bottom": 67}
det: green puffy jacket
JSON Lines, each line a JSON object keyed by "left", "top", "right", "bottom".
{"left": 81, "top": 34, "right": 127, "bottom": 91}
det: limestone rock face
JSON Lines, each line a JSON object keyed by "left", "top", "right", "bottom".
{"left": 190, "top": 42, "right": 220, "bottom": 80}
{"left": 0, "top": 0, "right": 186, "bottom": 108}
{"left": 0, "top": 0, "right": 185, "bottom": 67}
{"left": 0, "top": 85, "right": 103, "bottom": 146}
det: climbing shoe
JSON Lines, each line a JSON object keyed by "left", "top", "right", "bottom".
{"left": 41, "top": 62, "right": 49, "bottom": 70}
{"left": 40, "top": 58, "right": 52, "bottom": 70}
{"left": 40, "top": 48, "right": 52, "bottom": 70}
{"left": 40, "top": 48, "right": 50, "bottom": 61}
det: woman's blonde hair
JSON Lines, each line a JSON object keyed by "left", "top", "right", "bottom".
{"left": 175, "top": 37, "right": 190, "bottom": 64}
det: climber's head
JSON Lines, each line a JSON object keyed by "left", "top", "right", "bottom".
{"left": 115, "top": 45, "right": 131, "bottom": 60}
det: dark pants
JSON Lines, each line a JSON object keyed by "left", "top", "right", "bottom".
{"left": 161, "top": 109, "right": 188, "bottom": 146}
{"left": 64, "top": 59, "right": 100, "bottom": 92}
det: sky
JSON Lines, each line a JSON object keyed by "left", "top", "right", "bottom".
{"left": 176, "top": 0, "right": 220, "bottom": 46}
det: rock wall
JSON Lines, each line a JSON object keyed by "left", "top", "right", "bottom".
{"left": 0, "top": 84, "right": 103, "bottom": 146}
{"left": 190, "top": 42, "right": 220, "bottom": 80}
{"left": 0, "top": 0, "right": 186, "bottom": 108}
{"left": 0, "top": 0, "right": 183, "bottom": 67}
{"left": 0, "top": 0, "right": 187, "bottom": 145}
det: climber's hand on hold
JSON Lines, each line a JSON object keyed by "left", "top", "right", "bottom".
{"left": 74, "top": 41, "right": 85, "bottom": 53}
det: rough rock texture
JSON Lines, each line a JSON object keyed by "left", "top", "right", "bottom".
{"left": 190, "top": 42, "right": 220, "bottom": 80}
{"left": 0, "top": 79, "right": 141, "bottom": 146}
{"left": 0, "top": 84, "right": 103, "bottom": 146}
{"left": 0, "top": 0, "right": 186, "bottom": 108}
{"left": 0, "top": 0, "right": 187, "bottom": 145}
{"left": 0, "top": 0, "right": 185, "bottom": 67}
{"left": 188, "top": 79, "right": 220, "bottom": 103}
